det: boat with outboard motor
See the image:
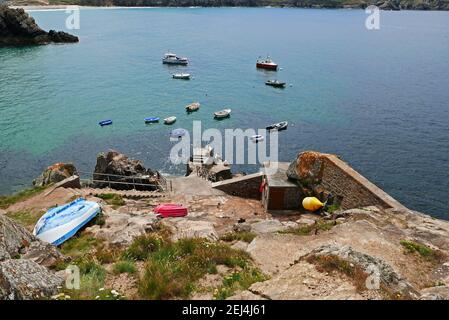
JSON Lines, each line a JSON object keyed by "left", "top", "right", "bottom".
{"left": 162, "top": 52, "right": 188, "bottom": 65}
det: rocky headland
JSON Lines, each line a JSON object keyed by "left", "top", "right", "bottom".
{"left": 0, "top": 5, "right": 79, "bottom": 46}
{"left": 1, "top": 150, "right": 449, "bottom": 300}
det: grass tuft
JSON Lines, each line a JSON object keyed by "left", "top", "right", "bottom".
{"left": 96, "top": 193, "right": 125, "bottom": 207}
{"left": 6, "top": 210, "right": 44, "bottom": 230}
{"left": 138, "top": 238, "right": 256, "bottom": 299}
{"left": 122, "top": 234, "right": 164, "bottom": 261}
{"left": 113, "top": 261, "right": 137, "bottom": 274}
{"left": 400, "top": 240, "right": 444, "bottom": 262}
{"left": 220, "top": 231, "right": 257, "bottom": 243}
{"left": 281, "top": 220, "right": 335, "bottom": 236}
{"left": 306, "top": 254, "right": 369, "bottom": 292}
{"left": 213, "top": 268, "right": 269, "bottom": 300}
{"left": 60, "top": 232, "right": 103, "bottom": 258}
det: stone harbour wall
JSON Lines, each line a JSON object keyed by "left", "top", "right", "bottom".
{"left": 320, "top": 155, "right": 406, "bottom": 210}
{"left": 212, "top": 172, "right": 263, "bottom": 200}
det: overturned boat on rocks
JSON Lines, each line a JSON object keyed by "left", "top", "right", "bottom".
{"left": 33, "top": 198, "right": 100, "bottom": 246}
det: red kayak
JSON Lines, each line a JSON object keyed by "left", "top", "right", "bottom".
{"left": 153, "top": 203, "right": 188, "bottom": 218}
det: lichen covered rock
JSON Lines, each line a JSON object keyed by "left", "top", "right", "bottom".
{"left": 33, "top": 162, "right": 78, "bottom": 187}
{"left": 0, "top": 259, "right": 63, "bottom": 300}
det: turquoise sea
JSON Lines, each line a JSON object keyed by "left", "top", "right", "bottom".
{"left": 1, "top": 8, "right": 448, "bottom": 219}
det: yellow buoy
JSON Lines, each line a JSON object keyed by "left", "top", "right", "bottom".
{"left": 302, "top": 197, "right": 325, "bottom": 212}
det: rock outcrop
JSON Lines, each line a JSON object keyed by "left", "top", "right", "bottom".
{"left": 93, "top": 150, "right": 159, "bottom": 191}
{"left": 0, "top": 215, "right": 65, "bottom": 300}
{"left": 0, "top": 5, "right": 79, "bottom": 46}
{"left": 0, "top": 259, "right": 63, "bottom": 300}
{"left": 0, "top": 215, "right": 63, "bottom": 267}
{"left": 162, "top": 218, "right": 219, "bottom": 242}
{"left": 33, "top": 162, "right": 78, "bottom": 187}
{"left": 86, "top": 211, "right": 160, "bottom": 246}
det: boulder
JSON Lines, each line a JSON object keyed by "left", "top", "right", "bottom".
{"left": 250, "top": 219, "right": 288, "bottom": 234}
{"left": 0, "top": 259, "right": 63, "bottom": 300}
{"left": 0, "top": 215, "right": 64, "bottom": 267}
{"left": 0, "top": 5, "right": 79, "bottom": 46}
{"left": 0, "top": 214, "right": 34, "bottom": 261}
{"left": 93, "top": 150, "right": 158, "bottom": 190}
{"left": 296, "top": 217, "right": 316, "bottom": 227}
{"left": 86, "top": 212, "right": 159, "bottom": 246}
{"left": 33, "top": 162, "right": 78, "bottom": 187}
{"left": 286, "top": 151, "right": 326, "bottom": 184}
{"left": 162, "top": 218, "right": 219, "bottom": 241}
{"left": 420, "top": 286, "right": 449, "bottom": 300}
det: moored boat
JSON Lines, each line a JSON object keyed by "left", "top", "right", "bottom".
{"left": 170, "top": 128, "right": 187, "bottom": 138}
{"left": 33, "top": 198, "right": 101, "bottom": 246}
{"left": 162, "top": 52, "right": 188, "bottom": 65}
{"left": 265, "top": 80, "right": 286, "bottom": 88}
{"left": 172, "top": 73, "right": 191, "bottom": 80}
{"left": 144, "top": 117, "right": 159, "bottom": 123}
{"left": 99, "top": 119, "right": 112, "bottom": 126}
{"left": 256, "top": 56, "right": 278, "bottom": 71}
{"left": 214, "top": 108, "right": 231, "bottom": 119}
{"left": 154, "top": 203, "right": 188, "bottom": 218}
{"left": 164, "top": 116, "right": 177, "bottom": 124}
{"left": 251, "top": 134, "right": 264, "bottom": 143}
{"left": 186, "top": 102, "right": 200, "bottom": 112}
{"left": 266, "top": 121, "right": 288, "bottom": 131}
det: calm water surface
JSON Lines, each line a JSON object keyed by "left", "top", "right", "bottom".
{"left": 1, "top": 8, "right": 448, "bottom": 219}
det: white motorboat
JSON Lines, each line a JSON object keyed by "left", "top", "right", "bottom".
{"left": 173, "top": 73, "right": 191, "bottom": 80}
{"left": 162, "top": 52, "right": 188, "bottom": 65}
{"left": 214, "top": 108, "right": 231, "bottom": 119}
{"left": 164, "top": 116, "right": 177, "bottom": 124}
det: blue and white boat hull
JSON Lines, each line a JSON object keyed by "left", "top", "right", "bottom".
{"left": 33, "top": 198, "right": 101, "bottom": 246}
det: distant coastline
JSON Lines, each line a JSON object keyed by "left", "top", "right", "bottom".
{"left": 6, "top": 1, "right": 449, "bottom": 12}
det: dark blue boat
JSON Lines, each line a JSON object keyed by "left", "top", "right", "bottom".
{"left": 145, "top": 117, "right": 160, "bottom": 123}
{"left": 99, "top": 120, "right": 112, "bottom": 126}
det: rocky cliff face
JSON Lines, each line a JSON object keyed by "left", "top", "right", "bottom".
{"left": 0, "top": 5, "right": 79, "bottom": 46}
{"left": 93, "top": 150, "right": 159, "bottom": 190}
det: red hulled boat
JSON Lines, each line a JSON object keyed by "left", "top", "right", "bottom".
{"left": 256, "top": 56, "right": 278, "bottom": 71}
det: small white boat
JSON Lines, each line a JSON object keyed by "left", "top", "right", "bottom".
{"left": 251, "top": 135, "right": 264, "bottom": 143}
{"left": 33, "top": 198, "right": 101, "bottom": 246}
{"left": 186, "top": 102, "right": 200, "bottom": 112}
{"left": 214, "top": 108, "right": 231, "bottom": 119}
{"left": 162, "top": 52, "right": 188, "bottom": 65}
{"left": 164, "top": 116, "right": 177, "bottom": 125}
{"left": 173, "top": 73, "right": 191, "bottom": 80}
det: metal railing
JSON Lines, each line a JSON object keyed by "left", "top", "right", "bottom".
{"left": 77, "top": 171, "right": 167, "bottom": 191}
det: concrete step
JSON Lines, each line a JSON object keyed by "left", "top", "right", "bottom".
{"left": 62, "top": 187, "right": 165, "bottom": 199}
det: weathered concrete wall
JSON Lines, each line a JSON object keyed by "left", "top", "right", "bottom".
{"left": 320, "top": 155, "right": 406, "bottom": 210}
{"left": 211, "top": 172, "right": 263, "bottom": 200}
